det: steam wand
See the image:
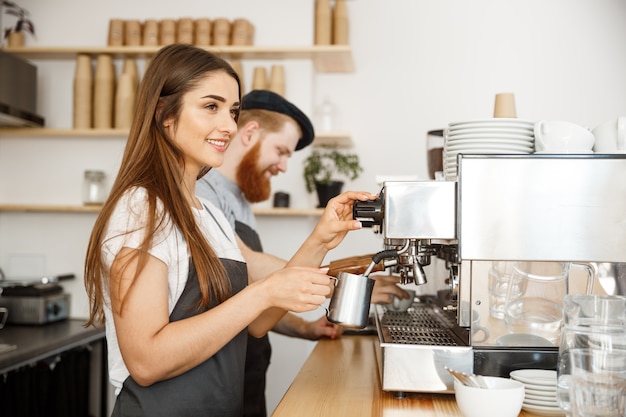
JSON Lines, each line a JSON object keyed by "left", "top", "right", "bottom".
{"left": 363, "top": 241, "right": 412, "bottom": 277}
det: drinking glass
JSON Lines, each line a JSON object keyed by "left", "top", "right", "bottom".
{"left": 488, "top": 261, "right": 521, "bottom": 319}
{"left": 569, "top": 348, "right": 626, "bottom": 417}
{"left": 504, "top": 262, "right": 594, "bottom": 343}
{"left": 556, "top": 295, "right": 626, "bottom": 416}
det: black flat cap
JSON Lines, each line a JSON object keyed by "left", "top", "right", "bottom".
{"left": 242, "top": 90, "right": 315, "bottom": 151}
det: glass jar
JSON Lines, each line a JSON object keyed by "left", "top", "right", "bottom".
{"left": 83, "top": 170, "right": 106, "bottom": 205}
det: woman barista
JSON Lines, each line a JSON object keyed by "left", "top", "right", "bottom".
{"left": 83, "top": 43, "right": 376, "bottom": 417}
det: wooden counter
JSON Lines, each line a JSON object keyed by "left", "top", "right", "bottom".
{"left": 272, "top": 335, "right": 546, "bottom": 417}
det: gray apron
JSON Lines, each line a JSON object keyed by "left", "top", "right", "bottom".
{"left": 235, "top": 220, "right": 271, "bottom": 417}
{"left": 111, "top": 256, "right": 248, "bottom": 417}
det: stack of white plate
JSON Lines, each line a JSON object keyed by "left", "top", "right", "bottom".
{"left": 510, "top": 369, "right": 565, "bottom": 417}
{"left": 443, "top": 118, "right": 535, "bottom": 180}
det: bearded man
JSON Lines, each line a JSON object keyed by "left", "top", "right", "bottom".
{"left": 196, "top": 90, "right": 407, "bottom": 417}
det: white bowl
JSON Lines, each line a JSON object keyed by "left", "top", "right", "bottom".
{"left": 454, "top": 377, "right": 525, "bottom": 417}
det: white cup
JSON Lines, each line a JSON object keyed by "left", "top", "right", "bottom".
{"left": 592, "top": 116, "right": 626, "bottom": 153}
{"left": 386, "top": 289, "right": 416, "bottom": 312}
{"left": 454, "top": 377, "right": 525, "bottom": 417}
{"left": 461, "top": 301, "right": 490, "bottom": 343}
{"left": 534, "top": 120, "right": 595, "bottom": 153}
{"left": 471, "top": 309, "right": 490, "bottom": 343}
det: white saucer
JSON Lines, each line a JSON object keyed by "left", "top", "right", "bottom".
{"left": 447, "top": 126, "right": 534, "bottom": 135}
{"left": 522, "top": 383, "right": 557, "bottom": 392}
{"left": 445, "top": 148, "right": 532, "bottom": 156}
{"left": 449, "top": 119, "right": 535, "bottom": 129}
{"left": 510, "top": 369, "right": 557, "bottom": 386}
{"left": 447, "top": 132, "right": 534, "bottom": 140}
{"left": 524, "top": 397, "right": 560, "bottom": 407}
{"left": 526, "top": 391, "right": 557, "bottom": 401}
{"left": 495, "top": 333, "right": 554, "bottom": 347}
{"left": 534, "top": 150, "right": 594, "bottom": 154}
{"left": 521, "top": 403, "right": 565, "bottom": 416}
{"left": 446, "top": 137, "right": 534, "bottom": 145}
{"left": 446, "top": 145, "right": 534, "bottom": 153}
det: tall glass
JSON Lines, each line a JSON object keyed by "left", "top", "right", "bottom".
{"left": 569, "top": 348, "right": 626, "bottom": 417}
{"left": 556, "top": 295, "right": 626, "bottom": 416}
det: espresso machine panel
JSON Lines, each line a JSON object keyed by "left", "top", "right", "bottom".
{"left": 457, "top": 155, "right": 626, "bottom": 263}
{"left": 358, "top": 154, "right": 626, "bottom": 394}
{"left": 383, "top": 181, "right": 457, "bottom": 240}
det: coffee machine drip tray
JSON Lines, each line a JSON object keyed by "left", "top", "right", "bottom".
{"left": 377, "top": 301, "right": 467, "bottom": 346}
{"left": 373, "top": 299, "right": 473, "bottom": 395}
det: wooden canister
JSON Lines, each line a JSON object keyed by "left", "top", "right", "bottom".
{"left": 332, "top": 0, "right": 349, "bottom": 45}
{"left": 229, "top": 60, "right": 245, "bottom": 94}
{"left": 315, "top": 0, "right": 332, "bottom": 45}
{"left": 143, "top": 19, "right": 159, "bottom": 46}
{"left": 108, "top": 19, "right": 124, "bottom": 46}
{"left": 73, "top": 54, "right": 93, "bottom": 129}
{"left": 93, "top": 54, "right": 115, "bottom": 129}
{"left": 245, "top": 20, "right": 255, "bottom": 45}
{"left": 252, "top": 66, "right": 268, "bottom": 91}
{"left": 124, "top": 20, "right": 142, "bottom": 46}
{"left": 194, "top": 18, "right": 212, "bottom": 45}
{"left": 177, "top": 18, "right": 194, "bottom": 44}
{"left": 114, "top": 73, "right": 136, "bottom": 129}
{"left": 122, "top": 58, "right": 139, "bottom": 91}
{"left": 160, "top": 19, "right": 177, "bottom": 45}
{"left": 268, "top": 65, "right": 285, "bottom": 96}
{"left": 231, "top": 18, "right": 250, "bottom": 46}
{"left": 212, "top": 18, "right": 231, "bottom": 46}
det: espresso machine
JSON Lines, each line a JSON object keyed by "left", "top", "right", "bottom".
{"left": 353, "top": 154, "right": 626, "bottom": 395}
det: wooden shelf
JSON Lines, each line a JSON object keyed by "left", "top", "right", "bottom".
{"left": 2, "top": 45, "right": 355, "bottom": 73}
{"left": 312, "top": 131, "right": 353, "bottom": 148}
{"left": 0, "top": 128, "right": 128, "bottom": 137}
{"left": 0, "top": 204, "right": 103, "bottom": 213}
{"left": 0, "top": 204, "right": 323, "bottom": 216}
{"left": 0, "top": 128, "right": 353, "bottom": 147}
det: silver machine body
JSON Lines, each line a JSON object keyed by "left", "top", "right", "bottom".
{"left": 357, "top": 154, "right": 626, "bottom": 395}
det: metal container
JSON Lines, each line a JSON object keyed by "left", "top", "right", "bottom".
{"left": 327, "top": 271, "right": 374, "bottom": 328}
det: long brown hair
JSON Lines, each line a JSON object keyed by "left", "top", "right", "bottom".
{"left": 84, "top": 44, "right": 241, "bottom": 327}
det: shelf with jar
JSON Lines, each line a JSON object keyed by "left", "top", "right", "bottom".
{"left": 0, "top": 204, "right": 324, "bottom": 216}
{"left": 1, "top": 44, "right": 355, "bottom": 73}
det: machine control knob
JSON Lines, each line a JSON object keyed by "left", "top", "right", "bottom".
{"left": 353, "top": 193, "right": 384, "bottom": 228}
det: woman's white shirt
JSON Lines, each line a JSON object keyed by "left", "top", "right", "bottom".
{"left": 101, "top": 187, "right": 243, "bottom": 394}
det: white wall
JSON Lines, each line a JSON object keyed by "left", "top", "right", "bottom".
{"left": 1, "top": 0, "right": 626, "bottom": 414}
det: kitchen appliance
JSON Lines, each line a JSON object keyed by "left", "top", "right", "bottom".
{"left": 0, "top": 50, "right": 45, "bottom": 127}
{"left": 353, "top": 154, "right": 626, "bottom": 395}
{"left": 0, "top": 274, "right": 73, "bottom": 324}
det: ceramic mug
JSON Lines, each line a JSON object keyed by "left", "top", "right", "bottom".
{"left": 385, "top": 289, "right": 416, "bottom": 312}
{"left": 471, "top": 309, "right": 490, "bottom": 343}
{"left": 534, "top": 120, "right": 595, "bottom": 153}
{"left": 592, "top": 116, "right": 626, "bottom": 153}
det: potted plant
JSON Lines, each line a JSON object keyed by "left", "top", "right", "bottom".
{"left": 2, "top": 1, "right": 35, "bottom": 47}
{"left": 303, "top": 146, "right": 363, "bottom": 207}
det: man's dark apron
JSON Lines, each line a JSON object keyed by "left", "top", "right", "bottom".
{"left": 111, "top": 257, "right": 248, "bottom": 417}
{"left": 235, "top": 221, "right": 271, "bottom": 417}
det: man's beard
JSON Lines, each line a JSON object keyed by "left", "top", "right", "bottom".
{"left": 236, "top": 141, "right": 272, "bottom": 203}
